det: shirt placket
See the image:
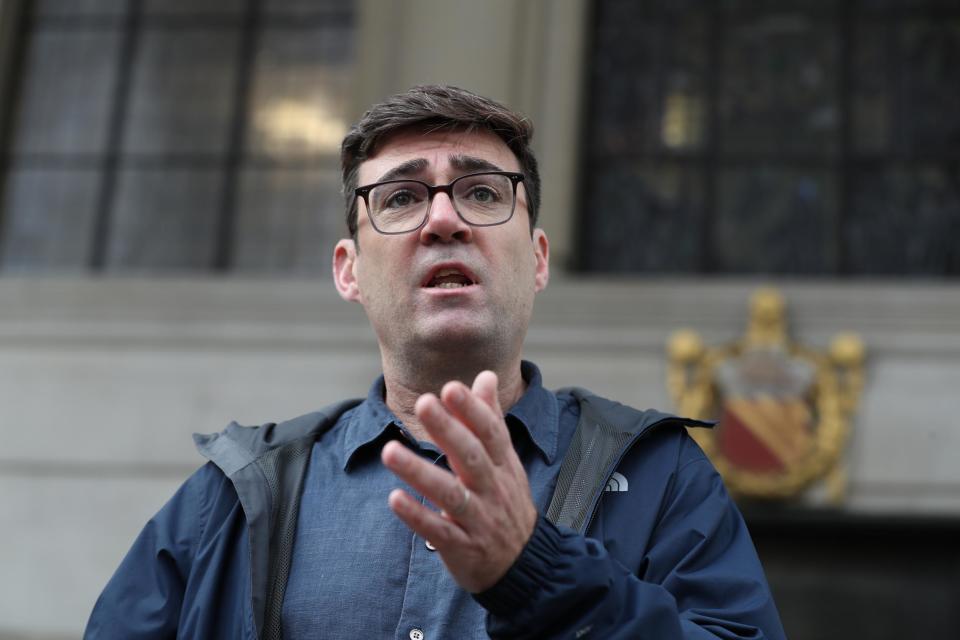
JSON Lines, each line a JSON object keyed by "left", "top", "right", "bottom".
{"left": 394, "top": 451, "right": 449, "bottom": 640}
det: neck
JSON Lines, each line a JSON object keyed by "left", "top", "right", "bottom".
{"left": 380, "top": 352, "right": 526, "bottom": 443}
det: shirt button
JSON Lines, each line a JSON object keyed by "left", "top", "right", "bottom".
{"left": 409, "top": 628, "right": 424, "bottom": 640}
{"left": 424, "top": 539, "right": 436, "bottom": 551}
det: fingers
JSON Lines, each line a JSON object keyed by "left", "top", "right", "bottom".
{"left": 471, "top": 370, "right": 502, "bottom": 415}
{"left": 414, "top": 393, "right": 495, "bottom": 491}
{"left": 387, "top": 488, "right": 470, "bottom": 551}
{"left": 382, "top": 370, "right": 539, "bottom": 594}
{"left": 382, "top": 440, "right": 477, "bottom": 519}
{"left": 439, "top": 374, "right": 513, "bottom": 467}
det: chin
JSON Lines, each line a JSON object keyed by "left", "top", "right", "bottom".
{"left": 414, "top": 320, "right": 501, "bottom": 353}
{"left": 422, "top": 323, "right": 490, "bottom": 345}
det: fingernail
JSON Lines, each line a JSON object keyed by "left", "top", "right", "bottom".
{"left": 389, "top": 491, "right": 409, "bottom": 514}
{"left": 449, "top": 385, "right": 464, "bottom": 403}
{"left": 423, "top": 400, "right": 440, "bottom": 418}
{"left": 384, "top": 442, "right": 406, "bottom": 468}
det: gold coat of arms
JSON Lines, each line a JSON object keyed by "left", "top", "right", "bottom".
{"left": 667, "top": 289, "right": 865, "bottom": 501}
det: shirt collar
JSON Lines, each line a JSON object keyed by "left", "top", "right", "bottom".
{"left": 339, "top": 360, "right": 560, "bottom": 470}
{"left": 505, "top": 361, "right": 559, "bottom": 464}
{"left": 339, "top": 376, "right": 400, "bottom": 471}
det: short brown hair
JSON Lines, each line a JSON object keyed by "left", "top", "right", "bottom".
{"left": 340, "top": 85, "right": 541, "bottom": 237}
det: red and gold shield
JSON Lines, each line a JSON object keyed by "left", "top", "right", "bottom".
{"left": 667, "top": 288, "right": 864, "bottom": 500}
{"left": 718, "top": 394, "right": 814, "bottom": 474}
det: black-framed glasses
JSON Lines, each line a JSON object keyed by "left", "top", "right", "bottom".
{"left": 354, "top": 171, "right": 525, "bottom": 235}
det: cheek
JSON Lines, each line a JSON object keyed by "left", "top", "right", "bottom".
{"left": 355, "top": 247, "right": 410, "bottom": 302}
{"left": 515, "top": 239, "right": 539, "bottom": 276}
{"left": 352, "top": 253, "right": 382, "bottom": 299}
{"left": 357, "top": 261, "right": 385, "bottom": 294}
{"left": 498, "top": 243, "right": 539, "bottom": 295}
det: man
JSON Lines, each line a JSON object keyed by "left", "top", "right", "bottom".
{"left": 86, "top": 85, "right": 785, "bottom": 639}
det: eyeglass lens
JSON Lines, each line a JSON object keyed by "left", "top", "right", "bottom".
{"left": 367, "top": 173, "right": 515, "bottom": 233}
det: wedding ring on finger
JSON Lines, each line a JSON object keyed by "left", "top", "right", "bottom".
{"left": 449, "top": 483, "right": 471, "bottom": 517}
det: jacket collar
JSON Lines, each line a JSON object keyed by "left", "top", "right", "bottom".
{"left": 193, "top": 399, "right": 363, "bottom": 478}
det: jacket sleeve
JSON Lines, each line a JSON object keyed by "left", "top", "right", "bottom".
{"left": 83, "top": 465, "right": 211, "bottom": 640}
{"left": 475, "top": 438, "right": 786, "bottom": 640}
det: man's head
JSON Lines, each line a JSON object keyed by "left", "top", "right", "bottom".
{"left": 340, "top": 85, "right": 541, "bottom": 238}
{"left": 332, "top": 86, "right": 549, "bottom": 384}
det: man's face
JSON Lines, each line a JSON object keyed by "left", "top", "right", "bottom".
{"left": 333, "top": 128, "right": 549, "bottom": 366}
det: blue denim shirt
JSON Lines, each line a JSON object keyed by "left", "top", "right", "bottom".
{"left": 282, "top": 362, "right": 580, "bottom": 640}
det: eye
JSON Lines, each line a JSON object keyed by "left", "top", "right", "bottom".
{"left": 381, "top": 188, "right": 422, "bottom": 210}
{"left": 464, "top": 184, "right": 502, "bottom": 204}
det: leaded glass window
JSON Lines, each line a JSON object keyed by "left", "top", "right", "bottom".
{"left": 580, "top": 0, "right": 960, "bottom": 276}
{"left": 0, "top": 0, "right": 356, "bottom": 274}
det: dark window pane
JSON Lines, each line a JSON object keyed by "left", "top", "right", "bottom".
{"left": 34, "top": 0, "right": 127, "bottom": 18}
{"left": 721, "top": 0, "right": 838, "bottom": 12}
{"left": 715, "top": 168, "right": 836, "bottom": 274}
{"left": 897, "top": 21, "right": 959, "bottom": 154}
{"left": 122, "top": 28, "right": 239, "bottom": 156}
{"left": 589, "top": 5, "right": 709, "bottom": 156}
{"left": 855, "top": 21, "right": 960, "bottom": 155}
{"left": 846, "top": 165, "right": 960, "bottom": 275}
{"left": 233, "top": 168, "right": 343, "bottom": 273}
{"left": 720, "top": 14, "right": 839, "bottom": 157}
{"left": 852, "top": 22, "right": 891, "bottom": 153}
{"left": 580, "top": 164, "right": 705, "bottom": 272}
{"left": 0, "top": 167, "right": 99, "bottom": 271}
{"left": 246, "top": 25, "right": 354, "bottom": 159}
{"left": 264, "top": 0, "right": 355, "bottom": 19}
{"left": 9, "top": 28, "right": 120, "bottom": 156}
{"left": 859, "top": 0, "right": 960, "bottom": 10}
{"left": 106, "top": 168, "right": 222, "bottom": 270}
{"left": 142, "top": 0, "right": 245, "bottom": 16}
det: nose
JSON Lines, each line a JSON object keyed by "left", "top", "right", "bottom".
{"left": 418, "top": 191, "right": 473, "bottom": 244}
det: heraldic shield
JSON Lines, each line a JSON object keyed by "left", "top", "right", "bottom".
{"left": 667, "top": 289, "right": 865, "bottom": 500}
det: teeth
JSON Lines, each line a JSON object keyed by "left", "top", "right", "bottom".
{"left": 426, "top": 266, "right": 474, "bottom": 288}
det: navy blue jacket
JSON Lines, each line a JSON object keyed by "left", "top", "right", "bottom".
{"left": 85, "top": 393, "right": 785, "bottom": 639}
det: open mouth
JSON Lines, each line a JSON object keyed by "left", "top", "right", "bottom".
{"left": 424, "top": 267, "right": 477, "bottom": 289}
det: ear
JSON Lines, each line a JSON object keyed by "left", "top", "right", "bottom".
{"left": 532, "top": 228, "right": 550, "bottom": 293}
{"left": 333, "top": 238, "right": 362, "bottom": 302}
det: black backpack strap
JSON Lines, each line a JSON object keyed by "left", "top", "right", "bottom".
{"left": 545, "top": 388, "right": 636, "bottom": 533}
{"left": 259, "top": 439, "right": 314, "bottom": 640}
{"left": 222, "top": 400, "right": 361, "bottom": 640}
{"left": 545, "top": 389, "right": 707, "bottom": 534}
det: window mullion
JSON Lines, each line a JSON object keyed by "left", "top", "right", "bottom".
{"left": 213, "top": 0, "right": 262, "bottom": 272}
{"left": 89, "top": 0, "right": 142, "bottom": 271}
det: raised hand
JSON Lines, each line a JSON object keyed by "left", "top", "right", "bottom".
{"left": 381, "top": 370, "right": 538, "bottom": 593}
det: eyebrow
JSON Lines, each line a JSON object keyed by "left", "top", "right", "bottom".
{"left": 450, "top": 155, "right": 503, "bottom": 174}
{"left": 374, "top": 155, "right": 505, "bottom": 184}
{"left": 376, "top": 158, "right": 429, "bottom": 184}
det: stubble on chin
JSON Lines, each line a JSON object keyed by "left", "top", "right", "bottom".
{"left": 386, "top": 317, "right": 509, "bottom": 387}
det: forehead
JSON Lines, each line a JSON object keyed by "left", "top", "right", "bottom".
{"left": 358, "top": 128, "right": 521, "bottom": 184}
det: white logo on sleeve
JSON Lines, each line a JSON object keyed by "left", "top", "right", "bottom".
{"left": 604, "top": 471, "right": 628, "bottom": 493}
